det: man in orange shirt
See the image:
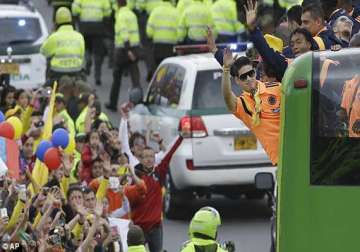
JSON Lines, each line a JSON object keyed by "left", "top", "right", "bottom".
{"left": 222, "top": 48, "right": 281, "bottom": 165}
{"left": 341, "top": 75, "right": 360, "bottom": 137}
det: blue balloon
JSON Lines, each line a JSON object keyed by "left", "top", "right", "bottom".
{"left": 36, "top": 140, "right": 53, "bottom": 162}
{"left": 51, "top": 128, "right": 69, "bottom": 149}
{"left": 0, "top": 111, "right": 4, "bottom": 123}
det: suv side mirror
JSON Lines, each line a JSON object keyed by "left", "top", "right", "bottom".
{"left": 255, "top": 172, "right": 274, "bottom": 191}
{"left": 129, "top": 87, "right": 143, "bottom": 106}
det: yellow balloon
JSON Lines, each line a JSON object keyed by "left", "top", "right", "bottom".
{"left": 6, "top": 116, "right": 23, "bottom": 140}
{"left": 64, "top": 135, "right": 75, "bottom": 154}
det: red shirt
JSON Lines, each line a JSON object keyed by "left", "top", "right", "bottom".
{"left": 80, "top": 145, "right": 93, "bottom": 184}
{"left": 131, "top": 136, "right": 183, "bottom": 232}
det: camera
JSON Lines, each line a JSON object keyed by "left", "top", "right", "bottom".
{"left": 34, "top": 120, "right": 44, "bottom": 128}
{"left": 47, "top": 234, "right": 62, "bottom": 246}
{"left": 0, "top": 208, "right": 8, "bottom": 218}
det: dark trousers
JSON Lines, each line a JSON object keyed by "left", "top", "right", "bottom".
{"left": 84, "top": 34, "right": 105, "bottom": 82}
{"left": 144, "top": 225, "right": 163, "bottom": 252}
{"left": 136, "top": 11, "right": 154, "bottom": 78}
{"left": 152, "top": 43, "right": 175, "bottom": 72}
{"left": 109, "top": 48, "right": 141, "bottom": 107}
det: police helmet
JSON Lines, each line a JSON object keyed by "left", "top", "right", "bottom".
{"left": 189, "top": 206, "right": 221, "bottom": 239}
{"left": 55, "top": 7, "right": 72, "bottom": 25}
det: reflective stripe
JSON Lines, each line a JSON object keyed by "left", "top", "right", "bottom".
{"left": 116, "top": 30, "right": 139, "bottom": 36}
{"left": 79, "top": 17, "right": 104, "bottom": 22}
{"left": 51, "top": 66, "right": 83, "bottom": 72}
{"left": 217, "top": 31, "right": 237, "bottom": 36}
{"left": 115, "top": 42, "right": 140, "bottom": 48}
{"left": 147, "top": 25, "right": 177, "bottom": 32}
{"left": 152, "top": 39, "right": 177, "bottom": 44}
{"left": 54, "top": 54, "right": 83, "bottom": 59}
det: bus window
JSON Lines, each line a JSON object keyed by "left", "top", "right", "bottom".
{"left": 311, "top": 49, "right": 360, "bottom": 185}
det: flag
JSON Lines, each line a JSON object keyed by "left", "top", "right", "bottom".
{"left": 30, "top": 82, "right": 58, "bottom": 192}
{"left": 0, "top": 136, "right": 20, "bottom": 179}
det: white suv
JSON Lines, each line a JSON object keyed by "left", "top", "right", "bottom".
{"left": 0, "top": 2, "right": 48, "bottom": 89}
{"left": 129, "top": 50, "right": 276, "bottom": 218}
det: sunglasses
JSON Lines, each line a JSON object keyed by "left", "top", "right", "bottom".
{"left": 238, "top": 69, "right": 256, "bottom": 81}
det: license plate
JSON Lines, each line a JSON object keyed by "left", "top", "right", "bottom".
{"left": 234, "top": 135, "right": 257, "bottom": 150}
{"left": 0, "top": 63, "right": 20, "bottom": 74}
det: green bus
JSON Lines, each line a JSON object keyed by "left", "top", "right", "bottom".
{"left": 256, "top": 48, "right": 360, "bottom": 252}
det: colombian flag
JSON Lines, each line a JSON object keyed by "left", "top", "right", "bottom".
{"left": 30, "top": 82, "right": 58, "bottom": 193}
{"left": 0, "top": 136, "right": 20, "bottom": 179}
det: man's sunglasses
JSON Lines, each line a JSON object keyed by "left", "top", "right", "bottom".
{"left": 238, "top": 69, "right": 256, "bottom": 81}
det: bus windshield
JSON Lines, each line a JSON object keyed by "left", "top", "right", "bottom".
{"left": 311, "top": 49, "right": 360, "bottom": 185}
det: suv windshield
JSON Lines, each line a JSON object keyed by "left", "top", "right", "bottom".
{"left": 0, "top": 17, "right": 41, "bottom": 45}
{"left": 192, "top": 70, "right": 241, "bottom": 110}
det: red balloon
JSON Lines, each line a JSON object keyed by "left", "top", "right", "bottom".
{"left": 0, "top": 122, "right": 15, "bottom": 139}
{"left": 44, "top": 147, "right": 61, "bottom": 170}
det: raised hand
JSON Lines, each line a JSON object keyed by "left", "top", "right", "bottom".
{"left": 223, "top": 47, "right": 234, "bottom": 68}
{"left": 60, "top": 150, "right": 72, "bottom": 177}
{"left": 94, "top": 200, "right": 103, "bottom": 217}
{"left": 244, "top": 0, "right": 258, "bottom": 30}
{"left": 118, "top": 102, "right": 130, "bottom": 119}
{"left": 207, "top": 26, "right": 217, "bottom": 53}
{"left": 88, "top": 94, "right": 96, "bottom": 107}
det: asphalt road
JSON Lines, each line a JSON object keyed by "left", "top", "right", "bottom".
{"left": 34, "top": 1, "right": 272, "bottom": 251}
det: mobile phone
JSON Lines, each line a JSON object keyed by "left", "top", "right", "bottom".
{"left": 34, "top": 120, "right": 44, "bottom": 128}
{"left": 53, "top": 201, "right": 61, "bottom": 209}
{"left": 120, "top": 175, "right": 128, "bottom": 186}
{"left": 0, "top": 208, "right": 8, "bottom": 218}
{"left": 94, "top": 232, "right": 102, "bottom": 243}
{"left": 42, "top": 186, "right": 50, "bottom": 195}
{"left": 109, "top": 177, "right": 120, "bottom": 190}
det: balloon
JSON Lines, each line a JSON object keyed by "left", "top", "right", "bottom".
{"left": 0, "top": 122, "right": 15, "bottom": 139}
{"left": 0, "top": 111, "right": 4, "bottom": 123}
{"left": 36, "top": 140, "right": 53, "bottom": 162}
{"left": 44, "top": 147, "right": 61, "bottom": 170}
{"left": 64, "top": 136, "right": 75, "bottom": 155}
{"left": 51, "top": 128, "right": 69, "bottom": 149}
{"left": 6, "top": 116, "right": 23, "bottom": 140}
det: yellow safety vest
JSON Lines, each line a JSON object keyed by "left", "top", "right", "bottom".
{"left": 146, "top": 2, "right": 180, "bottom": 44}
{"left": 72, "top": 0, "right": 111, "bottom": 22}
{"left": 114, "top": 6, "right": 140, "bottom": 48}
{"left": 40, "top": 25, "right": 85, "bottom": 73}
{"left": 178, "top": 1, "right": 216, "bottom": 42}
{"left": 211, "top": 0, "right": 243, "bottom": 36}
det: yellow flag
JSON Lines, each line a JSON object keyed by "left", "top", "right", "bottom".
{"left": 30, "top": 82, "right": 58, "bottom": 194}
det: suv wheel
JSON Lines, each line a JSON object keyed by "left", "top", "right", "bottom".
{"left": 164, "top": 172, "right": 192, "bottom": 219}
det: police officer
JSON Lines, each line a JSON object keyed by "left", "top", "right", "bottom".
{"left": 146, "top": 0, "right": 179, "bottom": 72}
{"left": 127, "top": 225, "right": 147, "bottom": 252}
{"left": 40, "top": 7, "right": 85, "bottom": 84}
{"left": 106, "top": 0, "right": 141, "bottom": 111}
{"left": 178, "top": 0, "right": 216, "bottom": 44}
{"left": 181, "top": 207, "right": 234, "bottom": 252}
{"left": 134, "top": 0, "right": 163, "bottom": 81}
{"left": 72, "top": 0, "right": 111, "bottom": 86}
{"left": 211, "top": 0, "right": 243, "bottom": 43}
